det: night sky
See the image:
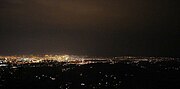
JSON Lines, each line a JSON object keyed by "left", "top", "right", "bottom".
{"left": 0, "top": 0, "right": 180, "bottom": 57}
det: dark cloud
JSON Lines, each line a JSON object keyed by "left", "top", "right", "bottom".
{"left": 0, "top": 0, "right": 180, "bottom": 56}
{"left": 0, "top": 0, "right": 164, "bottom": 30}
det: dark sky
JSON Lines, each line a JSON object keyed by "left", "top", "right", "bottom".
{"left": 0, "top": 0, "right": 180, "bottom": 57}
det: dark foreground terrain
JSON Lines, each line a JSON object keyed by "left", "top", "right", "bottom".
{"left": 0, "top": 58, "right": 180, "bottom": 89}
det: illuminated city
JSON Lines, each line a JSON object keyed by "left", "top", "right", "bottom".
{"left": 0, "top": 55, "right": 178, "bottom": 65}
{"left": 0, "top": 55, "right": 180, "bottom": 89}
